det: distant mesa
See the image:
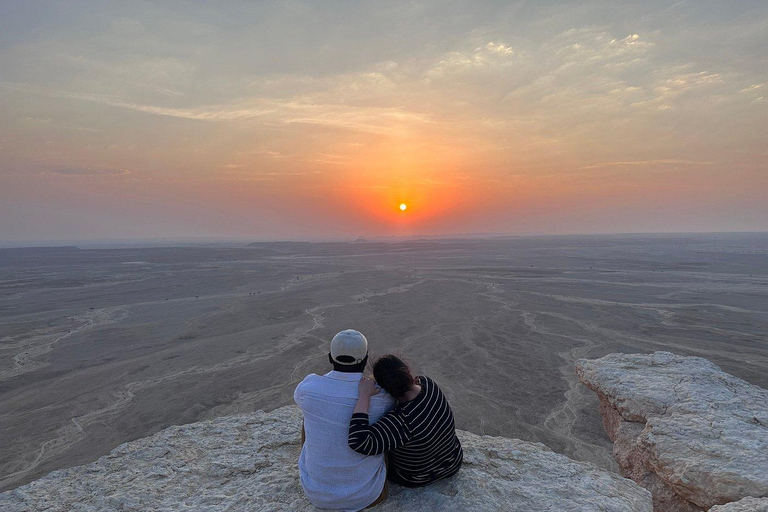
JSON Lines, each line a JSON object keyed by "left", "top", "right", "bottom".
{"left": 0, "top": 246, "right": 80, "bottom": 251}
{"left": 246, "top": 241, "right": 311, "bottom": 248}
{"left": 245, "top": 241, "right": 313, "bottom": 255}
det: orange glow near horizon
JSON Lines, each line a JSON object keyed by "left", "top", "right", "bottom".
{"left": 333, "top": 170, "right": 469, "bottom": 233}
{"left": 321, "top": 139, "right": 482, "bottom": 233}
{"left": 2, "top": 2, "right": 767, "bottom": 241}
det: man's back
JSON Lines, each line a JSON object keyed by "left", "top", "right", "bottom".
{"left": 295, "top": 371, "right": 395, "bottom": 511}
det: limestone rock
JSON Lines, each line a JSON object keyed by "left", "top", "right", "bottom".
{"left": 576, "top": 352, "right": 768, "bottom": 512}
{"left": 710, "top": 497, "right": 768, "bottom": 512}
{"left": 0, "top": 406, "right": 652, "bottom": 512}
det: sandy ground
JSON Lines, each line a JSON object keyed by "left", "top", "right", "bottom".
{"left": 1, "top": 234, "right": 767, "bottom": 491}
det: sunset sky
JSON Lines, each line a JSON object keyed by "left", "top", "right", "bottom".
{"left": 1, "top": 1, "right": 767, "bottom": 242}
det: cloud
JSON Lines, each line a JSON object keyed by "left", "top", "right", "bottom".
{"left": 218, "top": 169, "right": 318, "bottom": 182}
{"left": 45, "top": 167, "right": 130, "bottom": 177}
{"left": 2, "top": 6, "right": 766, "bottom": 173}
{"left": 0, "top": 80, "right": 430, "bottom": 136}
{"left": 309, "top": 153, "right": 354, "bottom": 166}
{"left": 426, "top": 41, "right": 516, "bottom": 77}
{"left": 578, "top": 160, "right": 715, "bottom": 170}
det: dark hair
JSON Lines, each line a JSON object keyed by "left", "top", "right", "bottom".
{"left": 329, "top": 353, "right": 368, "bottom": 373}
{"left": 373, "top": 355, "right": 414, "bottom": 399}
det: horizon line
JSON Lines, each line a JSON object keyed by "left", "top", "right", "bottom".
{"left": 2, "top": 229, "right": 768, "bottom": 250}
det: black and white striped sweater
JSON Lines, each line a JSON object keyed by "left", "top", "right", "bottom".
{"left": 348, "top": 375, "right": 463, "bottom": 487}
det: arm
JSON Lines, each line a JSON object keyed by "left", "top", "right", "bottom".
{"left": 348, "top": 378, "right": 410, "bottom": 455}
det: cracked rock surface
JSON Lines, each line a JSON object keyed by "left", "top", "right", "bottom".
{"left": 577, "top": 352, "right": 768, "bottom": 512}
{"left": 709, "top": 497, "right": 768, "bottom": 512}
{"left": 0, "top": 406, "right": 651, "bottom": 511}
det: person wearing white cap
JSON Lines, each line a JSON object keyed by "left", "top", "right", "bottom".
{"left": 294, "top": 329, "right": 395, "bottom": 511}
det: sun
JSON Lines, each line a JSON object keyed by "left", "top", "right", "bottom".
{"left": 399, "top": 203, "right": 407, "bottom": 211}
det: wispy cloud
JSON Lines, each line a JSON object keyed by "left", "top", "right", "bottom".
{"left": 44, "top": 167, "right": 130, "bottom": 177}
{"left": 578, "top": 160, "right": 715, "bottom": 170}
{"left": 426, "top": 41, "right": 516, "bottom": 77}
{"left": 0, "top": 83, "right": 277, "bottom": 120}
{"left": 0, "top": 81, "right": 431, "bottom": 136}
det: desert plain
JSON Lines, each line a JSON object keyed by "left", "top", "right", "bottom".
{"left": 1, "top": 233, "right": 767, "bottom": 491}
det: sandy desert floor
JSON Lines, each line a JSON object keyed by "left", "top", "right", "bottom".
{"left": 1, "top": 234, "right": 767, "bottom": 491}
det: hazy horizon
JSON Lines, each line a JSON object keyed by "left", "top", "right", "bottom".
{"left": 3, "top": 230, "right": 768, "bottom": 250}
{"left": 2, "top": 1, "right": 767, "bottom": 241}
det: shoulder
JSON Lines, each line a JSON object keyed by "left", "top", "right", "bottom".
{"left": 419, "top": 375, "right": 445, "bottom": 400}
{"left": 371, "top": 390, "right": 394, "bottom": 402}
{"left": 295, "top": 373, "right": 322, "bottom": 392}
{"left": 297, "top": 373, "right": 320, "bottom": 384}
{"left": 380, "top": 404, "right": 408, "bottom": 424}
{"left": 420, "top": 375, "right": 437, "bottom": 388}
{"left": 369, "top": 389, "right": 396, "bottom": 410}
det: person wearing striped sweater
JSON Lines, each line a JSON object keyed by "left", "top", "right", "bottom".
{"left": 348, "top": 355, "right": 463, "bottom": 487}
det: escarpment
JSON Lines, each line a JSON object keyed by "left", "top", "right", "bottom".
{"left": 8, "top": 351, "right": 763, "bottom": 512}
{"left": 577, "top": 352, "right": 768, "bottom": 512}
{"left": 0, "top": 406, "right": 652, "bottom": 511}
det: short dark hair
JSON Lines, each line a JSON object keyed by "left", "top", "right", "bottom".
{"left": 328, "top": 353, "right": 368, "bottom": 373}
{"left": 373, "top": 355, "right": 413, "bottom": 399}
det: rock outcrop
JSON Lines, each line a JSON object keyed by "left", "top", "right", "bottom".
{"left": 0, "top": 406, "right": 652, "bottom": 511}
{"left": 576, "top": 352, "right": 768, "bottom": 512}
{"left": 709, "top": 497, "right": 768, "bottom": 512}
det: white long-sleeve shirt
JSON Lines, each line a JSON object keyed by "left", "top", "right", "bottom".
{"left": 294, "top": 371, "right": 395, "bottom": 511}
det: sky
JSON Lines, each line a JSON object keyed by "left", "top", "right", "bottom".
{"left": 1, "top": 1, "right": 767, "bottom": 242}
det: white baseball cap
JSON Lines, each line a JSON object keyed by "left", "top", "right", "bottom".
{"left": 330, "top": 329, "right": 368, "bottom": 365}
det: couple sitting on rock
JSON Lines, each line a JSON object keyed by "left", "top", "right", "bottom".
{"left": 294, "top": 329, "right": 463, "bottom": 511}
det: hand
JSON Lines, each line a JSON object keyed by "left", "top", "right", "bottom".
{"left": 358, "top": 377, "right": 380, "bottom": 398}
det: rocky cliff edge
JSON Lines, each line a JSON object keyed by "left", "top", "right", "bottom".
{"left": 0, "top": 406, "right": 652, "bottom": 511}
{"left": 576, "top": 352, "right": 768, "bottom": 512}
